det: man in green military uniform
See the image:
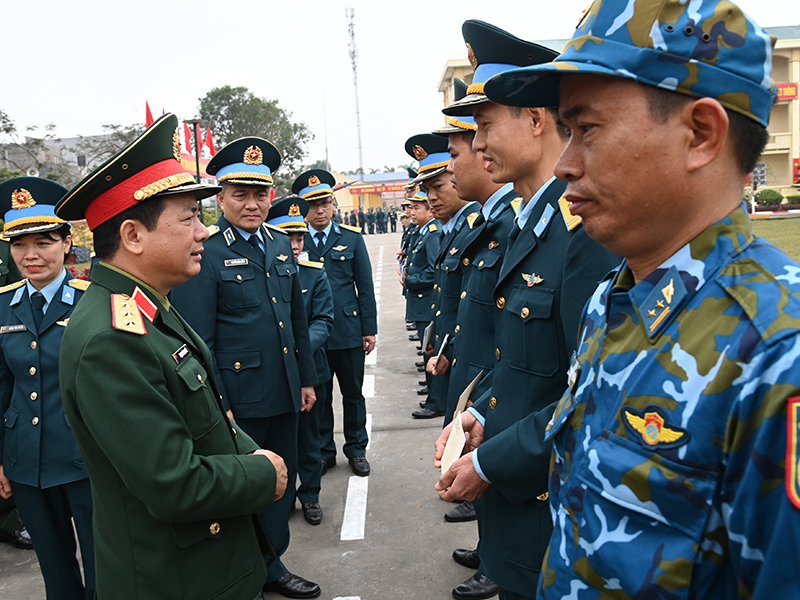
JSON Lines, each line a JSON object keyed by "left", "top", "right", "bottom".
{"left": 56, "top": 114, "right": 286, "bottom": 600}
{"left": 170, "top": 138, "right": 319, "bottom": 599}
{"left": 266, "top": 196, "right": 334, "bottom": 526}
{"left": 435, "top": 20, "right": 620, "bottom": 600}
{"left": 294, "top": 169, "right": 377, "bottom": 477}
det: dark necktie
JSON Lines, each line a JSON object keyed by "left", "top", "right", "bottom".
{"left": 315, "top": 231, "right": 325, "bottom": 249}
{"left": 247, "top": 233, "right": 263, "bottom": 256}
{"left": 31, "top": 292, "right": 45, "bottom": 330}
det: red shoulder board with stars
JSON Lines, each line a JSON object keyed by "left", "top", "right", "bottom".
{"left": 787, "top": 397, "right": 800, "bottom": 509}
{"left": 132, "top": 286, "right": 158, "bottom": 323}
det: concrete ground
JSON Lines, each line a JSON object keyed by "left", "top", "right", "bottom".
{"left": 0, "top": 229, "right": 484, "bottom": 600}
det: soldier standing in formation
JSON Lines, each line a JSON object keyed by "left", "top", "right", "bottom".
{"left": 170, "top": 136, "right": 320, "bottom": 599}
{"left": 294, "top": 169, "right": 377, "bottom": 478}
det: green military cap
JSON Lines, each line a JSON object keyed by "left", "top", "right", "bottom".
{"left": 443, "top": 20, "right": 559, "bottom": 117}
{"left": 484, "top": 0, "right": 777, "bottom": 127}
{"left": 206, "top": 137, "right": 282, "bottom": 186}
{"left": 56, "top": 114, "right": 221, "bottom": 230}
{"left": 0, "top": 176, "right": 68, "bottom": 240}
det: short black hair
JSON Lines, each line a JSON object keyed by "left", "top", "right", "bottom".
{"left": 644, "top": 86, "right": 768, "bottom": 175}
{"left": 505, "top": 105, "right": 568, "bottom": 141}
{"left": 92, "top": 197, "right": 166, "bottom": 260}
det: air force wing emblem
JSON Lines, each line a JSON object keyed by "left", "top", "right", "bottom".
{"left": 622, "top": 405, "right": 689, "bottom": 450}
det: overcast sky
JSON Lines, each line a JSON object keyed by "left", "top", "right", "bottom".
{"left": 3, "top": 0, "right": 798, "bottom": 175}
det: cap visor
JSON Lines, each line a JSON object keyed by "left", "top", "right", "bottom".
{"left": 156, "top": 182, "right": 222, "bottom": 201}
{"left": 442, "top": 93, "right": 491, "bottom": 116}
{"left": 413, "top": 166, "right": 448, "bottom": 184}
{"left": 2, "top": 220, "right": 67, "bottom": 241}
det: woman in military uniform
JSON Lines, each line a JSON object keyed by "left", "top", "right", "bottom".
{"left": 0, "top": 177, "right": 94, "bottom": 600}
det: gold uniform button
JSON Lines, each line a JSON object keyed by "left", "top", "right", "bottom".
{"left": 353, "top": 311, "right": 358, "bottom": 316}
{"left": 320, "top": 257, "right": 325, "bottom": 262}
{"left": 266, "top": 272, "right": 270, "bottom": 278}
{"left": 435, "top": 335, "right": 439, "bottom": 341}
{"left": 31, "top": 341, "right": 37, "bottom": 349}
{"left": 272, "top": 297, "right": 277, "bottom": 303}
{"left": 460, "top": 291, "right": 466, "bottom": 299}
{"left": 30, "top": 392, "right": 38, "bottom": 401}
{"left": 436, "top": 310, "right": 441, "bottom": 317}
{"left": 279, "top": 321, "right": 284, "bottom": 328}
{"left": 197, "top": 374, "right": 204, "bottom": 384}
{"left": 478, "top": 260, "right": 484, "bottom": 267}
{"left": 29, "top": 367, "right": 36, "bottom": 376}
{"left": 489, "top": 397, "right": 497, "bottom": 409}
{"left": 455, "top": 325, "right": 460, "bottom": 333}
{"left": 283, "top": 347, "right": 289, "bottom": 354}
{"left": 495, "top": 348, "right": 501, "bottom": 360}
{"left": 236, "top": 274, "right": 242, "bottom": 281}
{"left": 417, "top": 294, "right": 423, "bottom": 298}
{"left": 209, "top": 522, "right": 220, "bottom": 535}
{"left": 537, "top": 492, "right": 549, "bottom": 502}
{"left": 521, "top": 307, "right": 530, "bottom": 318}
{"left": 431, "top": 304, "right": 435, "bottom": 310}
{"left": 340, "top": 256, "right": 345, "bottom": 261}
{"left": 462, "top": 258, "right": 470, "bottom": 266}
{"left": 452, "top": 358, "right": 457, "bottom": 366}
{"left": 234, "top": 362, "right": 242, "bottom": 370}
{"left": 496, "top": 297, "right": 506, "bottom": 309}
{"left": 32, "top": 417, "right": 39, "bottom": 425}
{"left": 231, "top": 427, "right": 237, "bottom": 438}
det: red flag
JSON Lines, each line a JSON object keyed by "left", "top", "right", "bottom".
{"left": 145, "top": 101, "right": 154, "bottom": 128}
{"left": 184, "top": 123, "right": 192, "bottom": 155}
{"left": 205, "top": 127, "right": 216, "bottom": 156}
{"left": 195, "top": 125, "right": 204, "bottom": 155}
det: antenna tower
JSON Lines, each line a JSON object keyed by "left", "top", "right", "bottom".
{"left": 346, "top": 7, "right": 364, "bottom": 176}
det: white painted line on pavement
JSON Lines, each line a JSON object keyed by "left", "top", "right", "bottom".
{"left": 365, "top": 350, "right": 377, "bottom": 365}
{"left": 340, "top": 476, "right": 369, "bottom": 541}
{"left": 366, "top": 413, "right": 372, "bottom": 450}
{"left": 333, "top": 597, "right": 361, "bottom": 600}
{"left": 375, "top": 293, "right": 381, "bottom": 303}
{"left": 362, "top": 374, "right": 375, "bottom": 398}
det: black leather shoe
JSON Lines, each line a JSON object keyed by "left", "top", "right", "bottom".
{"left": 418, "top": 380, "right": 427, "bottom": 386}
{"left": 412, "top": 408, "right": 445, "bottom": 419}
{"left": 417, "top": 350, "right": 424, "bottom": 356}
{"left": 264, "top": 572, "right": 321, "bottom": 599}
{"left": 408, "top": 333, "right": 420, "bottom": 341}
{"left": 0, "top": 527, "right": 33, "bottom": 550}
{"left": 417, "top": 365, "right": 426, "bottom": 371}
{"left": 301, "top": 502, "right": 322, "bottom": 525}
{"left": 416, "top": 344, "right": 423, "bottom": 350}
{"left": 419, "top": 399, "right": 427, "bottom": 409}
{"left": 415, "top": 361, "right": 425, "bottom": 367}
{"left": 452, "top": 572, "right": 498, "bottom": 600}
{"left": 320, "top": 457, "right": 336, "bottom": 476}
{"left": 445, "top": 500, "right": 477, "bottom": 522}
{"left": 417, "top": 386, "right": 429, "bottom": 395}
{"left": 406, "top": 324, "right": 417, "bottom": 331}
{"left": 348, "top": 456, "right": 370, "bottom": 476}
{"left": 452, "top": 548, "right": 480, "bottom": 569}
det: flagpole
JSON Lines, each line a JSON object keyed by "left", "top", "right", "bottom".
{"left": 184, "top": 118, "right": 208, "bottom": 222}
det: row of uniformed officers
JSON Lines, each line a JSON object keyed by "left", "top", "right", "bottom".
{"left": 0, "top": 120, "right": 376, "bottom": 599}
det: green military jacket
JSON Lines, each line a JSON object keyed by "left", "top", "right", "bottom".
{"left": 0, "top": 240, "right": 21, "bottom": 287}
{"left": 60, "top": 262, "right": 277, "bottom": 600}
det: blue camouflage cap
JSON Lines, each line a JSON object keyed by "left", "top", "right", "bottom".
{"left": 483, "top": 0, "right": 777, "bottom": 127}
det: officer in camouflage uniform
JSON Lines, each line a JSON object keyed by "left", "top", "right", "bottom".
{"left": 484, "top": 0, "right": 800, "bottom": 598}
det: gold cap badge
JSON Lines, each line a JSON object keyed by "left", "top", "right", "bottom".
{"left": 288, "top": 204, "right": 301, "bottom": 217}
{"left": 466, "top": 43, "right": 478, "bottom": 70}
{"left": 11, "top": 189, "right": 36, "bottom": 210}
{"left": 308, "top": 175, "right": 320, "bottom": 187}
{"left": 244, "top": 145, "right": 263, "bottom": 165}
{"left": 173, "top": 127, "right": 181, "bottom": 161}
{"left": 413, "top": 145, "right": 428, "bottom": 160}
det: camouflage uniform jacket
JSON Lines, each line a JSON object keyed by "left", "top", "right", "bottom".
{"left": 540, "top": 204, "right": 800, "bottom": 599}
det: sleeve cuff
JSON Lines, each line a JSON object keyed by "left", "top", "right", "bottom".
{"left": 467, "top": 406, "right": 485, "bottom": 426}
{"left": 472, "top": 449, "right": 491, "bottom": 484}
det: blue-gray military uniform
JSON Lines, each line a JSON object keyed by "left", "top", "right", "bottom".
{"left": 466, "top": 179, "right": 620, "bottom": 597}
{"left": 171, "top": 214, "right": 314, "bottom": 582}
{"left": 303, "top": 221, "right": 377, "bottom": 463}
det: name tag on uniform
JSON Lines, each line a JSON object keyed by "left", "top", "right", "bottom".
{"left": 172, "top": 344, "right": 191, "bottom": 365}
{"left": 224, "top": 258, "right": 249, "bottom": 267}
{"left": 0, "top": 324, "right": 27, "bottom": 334}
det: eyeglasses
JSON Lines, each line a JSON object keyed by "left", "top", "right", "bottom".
{"left": 309, "top": 200, "right": 333, "bottom": 210}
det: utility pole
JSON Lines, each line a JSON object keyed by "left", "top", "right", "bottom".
{"left": 184, "top": 118, "right": 208, "bottom": 222}
{"left": 346, "top": 7, "right": 364, "bottom": 184}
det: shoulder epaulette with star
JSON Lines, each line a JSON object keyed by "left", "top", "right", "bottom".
{"left": 467, "top": 212, "right": 479, "bottom": 229}
{"left": 429, "top": 223, "right": 438, "bottom": 232}
{"left": 111, "top": 294, "right": 147, "bottom": 335}
{"left": 340, "top": 224, "right": 362, "bottom": 233}
{"left": 511, "top": 197, "right": 522, "bottom": 215}
{"left": 298, "top": 259, "right": 324, "bottom": 269}
{"left": 558, "top": 196, "right": 582, "bottom": 231}
{"left": 69, "top": 279, "right": 91, "bottom": 291}
{"left": 0, "top": 280, "right": 25, "bottom": 294}
{"left": 207, "top": 225, "right": 220, "bottom": 237}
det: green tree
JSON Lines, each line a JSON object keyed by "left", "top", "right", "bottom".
{"left": 75, "top": 123, "right": 144, "bottom": 170}
{"left": 197, "top": 86, "right": 313, "bottom": 196}
{"left": 0, "top": 109, "right": 75, "bottom": 184}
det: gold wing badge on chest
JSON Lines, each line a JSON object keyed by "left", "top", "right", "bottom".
{"left": 522, "top": 273, "right": 544, "bottom": 287}
{"left": 622, "top": 405, "right": 689, "bottom": 449}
